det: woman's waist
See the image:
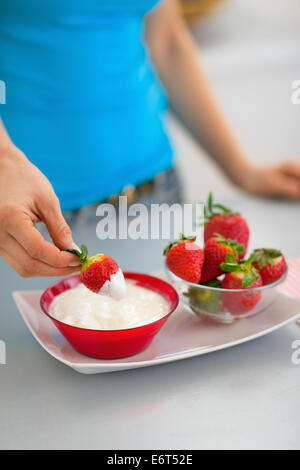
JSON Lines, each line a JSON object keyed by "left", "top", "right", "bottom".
{"left": 55, "top": 152, "right": 175, "bottom": 211}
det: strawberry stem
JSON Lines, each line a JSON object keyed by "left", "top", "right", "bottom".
{"left": 66, "top": 244, "right": 89, "bottom": 264}
{"left": 252, "top": 248, "right": 282, "bottom": 268}
{"left": 214, "top": 233, "right": 244, "bottom": 255}
{"left": 163, "top": 234, "right": 196, "bottom": 256}
{"left": 220, "top": 253, "right": 260, "bottom": 287}
{"left": 202, "top": 192, "right": 240, "bottom": 223}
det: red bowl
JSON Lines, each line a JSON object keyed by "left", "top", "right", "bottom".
{"left": 40, "top": 272, "right": 179, "bottom": 359}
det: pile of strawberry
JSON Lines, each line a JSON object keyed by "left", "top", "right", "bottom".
{"left": 164, "top": 193, "right": 286, "bottom": 315}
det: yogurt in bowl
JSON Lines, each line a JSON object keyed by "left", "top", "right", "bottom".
{"left": 40, "top": 273, "right": 179, "bottom": 359}
{"left": 50, "top": 281, "right": 169, "bottom": 331}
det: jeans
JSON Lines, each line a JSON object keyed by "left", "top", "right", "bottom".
{"left": 62, "top": 167, "right": 184, "bottom": 229}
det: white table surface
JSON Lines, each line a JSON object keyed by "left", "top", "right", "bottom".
{"left": 0, "top": 0, "right": 300, "bottom": 450}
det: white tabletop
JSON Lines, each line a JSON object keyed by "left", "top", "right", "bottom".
{"left": 0, "top": 0, "right": 300, "bottom": 450}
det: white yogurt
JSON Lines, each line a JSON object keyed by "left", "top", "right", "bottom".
{"left": 50, "top": 281, "right": 169, "bottom": 330}
{"left": 99, "top": 268, "right": 126, "bottom": 300}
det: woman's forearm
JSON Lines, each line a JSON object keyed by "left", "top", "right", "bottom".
{"left": 160, "top": 38, "right": 252, "bottom": 183}
{"left": 146, "top": 1, "right": 252, "bottom": 184}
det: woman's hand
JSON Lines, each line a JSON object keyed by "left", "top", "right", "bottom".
{"left": 0, "top": 144, "right": 80, "bottom": 277}
{"left": 238, "top": 159, "right": 300, "bottom": 200}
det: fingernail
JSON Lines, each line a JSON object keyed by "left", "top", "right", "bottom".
{"left": 68, "top": 242, "right": 81, "bottom": 266}
{"left": 68, "top": 260, "right": 81, "bottom": 267}
{"left": 72, "top": 242, "right": 81, "bottom": 251}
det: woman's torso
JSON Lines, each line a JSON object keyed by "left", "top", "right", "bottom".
{"left": 0, "top": 0, "right": 174, "bottom": 210}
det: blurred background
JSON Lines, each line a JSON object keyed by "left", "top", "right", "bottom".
{"left": 175, "top": 0, "right": 300, "bottom": 201}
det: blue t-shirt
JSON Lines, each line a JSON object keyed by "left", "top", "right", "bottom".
{"left": 0, "top": 0, "right": 174, "bottom": 210}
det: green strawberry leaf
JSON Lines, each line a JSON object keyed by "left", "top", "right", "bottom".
{"left": 252, "top": 248, "right": 282, "bottom": 269}
{"left": 179, "top": 233, "right": 196, "bottom": 242}
{"left": 163, "top": 234, "right": 196, "bottom": 256}
{"left": 235, "top": 244, "right": 244, "bottom": 254}
{"left": 225, "top": 253, "right": 237, "bottom": 264}
{"left": 262, "top": 248, "right": 282, "bottom": 258}
{"left": 80, "top": 244, "right": 89, "bottom": 258}
{"left": 213, "top": 203, "right": 235, "bottom": 215}
{"left": 243, "top": 254, "right": 256, "bottom": 269}
{"left": 214, "top": 234, "right": 244, "bottom": 255}
{"left": 65, "top": 248, "right": 80, "bottom": 257}
{"left": 163, "top": 242, "right": 174, "bottom": 256}
{"left": 203, "top": 205, "right": 209, "bottom": 224}
{"left": 66, "top": 244, "right": 89, "bottom": 264}
{"left": 242, "top": 272, "right": 258, "bottom": 288}
{"left": 220, "top": 262, "right": 241, "bottom": 272}
{"left": 208, "top": 192, "right": 213, "bottom": 215}
{"left": 201, "top": 192, "right": 242, "bottom": 224}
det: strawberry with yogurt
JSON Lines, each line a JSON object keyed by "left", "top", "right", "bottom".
{"left": 66, "top": 244, "right": 126, "bottom": 300}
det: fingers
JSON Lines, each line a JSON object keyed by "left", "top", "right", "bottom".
{"left": 244, "top": 164, "right": 300, "bottom": 200}
{"left": 37, "top": 197, "right": 75, "bottom": 250}
{"left": 2, "top": 207, "right": 79, "bottom": 268}
{"left": 278, "top": 160, "right": 300, "bottom": 179}
{"left": 0, "top": 234, "right": 80, "bottom": 277}
{"left": 265, "top": 172, "right": 300, "bottom": 199}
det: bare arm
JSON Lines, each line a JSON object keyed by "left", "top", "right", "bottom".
{"left": 146, "top": 0, "right": 300, "bottom": 199}
{"left": 0, "top": 120, "right": 80, "bottom": 277}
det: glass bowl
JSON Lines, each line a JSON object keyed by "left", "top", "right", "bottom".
{"left": 165, "top": 265, "right": 288, "bottom": 324}
{"left": 40, "top": 272, "right": 179, "bottom": 359}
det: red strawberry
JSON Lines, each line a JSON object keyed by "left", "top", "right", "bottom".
{"left": 252, "top": 248, "right": 286, "bottom": 285}
{"left": 164, "top": 234, "right": 204, "bottom": 283}
{"left": 221, "top": 254, "right": 262, "bottom": 315}
{"left": 204, "top": 192, "right": 249, "bottom": 257}
{"left": 200, "top": 234, "right": 244, "bottom": 283}
{"left": 66, "top": 244, "right": 125, "bottom": 298}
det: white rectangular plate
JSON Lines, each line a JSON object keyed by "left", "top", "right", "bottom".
{"left": 13, "top": 289, "right": 300, "bottom": 374}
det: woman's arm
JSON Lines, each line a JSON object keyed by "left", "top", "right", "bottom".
{"left": 146, "top": 0, "right": 300, "bottom": 199}
{"left": 0, "top": 120, "right": 79, "bottom": 277}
